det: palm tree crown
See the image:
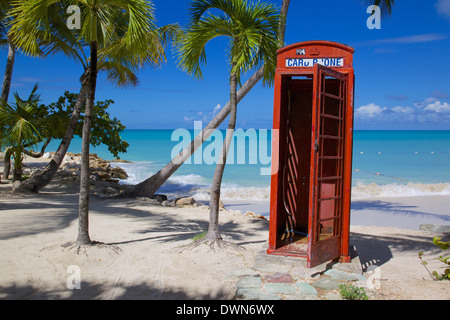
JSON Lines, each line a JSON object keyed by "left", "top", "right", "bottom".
{"left": 178, "top": 0, "right": 280, "bottom": 86}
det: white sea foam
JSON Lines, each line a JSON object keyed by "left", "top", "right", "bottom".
{"left": 191, "top": 185, "right": 271, "bottom": 201}
{"left": 115, "top": 162, "right": 450, "bottom": 201}
{"left": 351, "top": 181, "right": 450, "bottom": 199}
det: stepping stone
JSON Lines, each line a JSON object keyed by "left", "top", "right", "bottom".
{"left": 264, "top": 273, "right": 293, "bottom": 283}
{"left": 264, "top": 283, "right": 297, "bottom": 295}
{"left": 296, "top": 282, "right": 318, "bottom": 295}
{"left": 235, "top": 288, "right": 282, "bottom": 300}
{"left": 237, "top": 276, "right": 261, "bottom": 289}
{"left": 324, "top": 269, "right": 366, "bottom": 282}
{"left": 312, "top": 276, "right": 343, "bottom": 291}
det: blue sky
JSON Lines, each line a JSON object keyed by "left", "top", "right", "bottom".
{"left": 3, "top": 0, "right": 450, "bottom": 130}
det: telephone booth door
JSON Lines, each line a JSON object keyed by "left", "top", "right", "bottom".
{"left": 267, "top": 41, "right": 355, "bottom": 268}
{"left": 308, "top": 64, "right": 348, "bottom": 268}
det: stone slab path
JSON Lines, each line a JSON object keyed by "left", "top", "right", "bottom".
{"left": 229, "top": 245, "right": 378, "bottom": 300}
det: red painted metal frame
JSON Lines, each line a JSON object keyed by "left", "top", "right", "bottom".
{"left": 267, "top": 41, "right": 355, "bottom": 267}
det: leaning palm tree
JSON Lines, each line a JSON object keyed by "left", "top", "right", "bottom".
{"left": 118, "top": 0, "right": 395, "bottom": 201}
{"left": 10, "top": 0, "right": 166, "bottom": 246}
{"left": 178, "top": 0, "right": 280, "bottom": 243}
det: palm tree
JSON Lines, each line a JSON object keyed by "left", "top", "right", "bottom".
{"left": 0, "top": 0, "right": 15, "bottom": 103}
{"left": 120, "top": 0, "right": 396, "bottom": 201}
{"left": 119, "top": 0, "right": 290, "bottom": 200}
{"left": 0, "top": 84, "right": 44, "bottom": 181}
{"left": 7, "top": 1, "right": 163, "bottom": 193}
{"left": 178, "top": 0, "right": 280, "bottom": 243}
{"left": 10, "top": 0, "right": 167, "bottom": 246}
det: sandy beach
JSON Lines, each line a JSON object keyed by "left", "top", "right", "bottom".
{"left": 0, "top": 155, "right": 449, "bottom": 300}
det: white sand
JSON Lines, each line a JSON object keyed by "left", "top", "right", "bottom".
{"left": 0, "top": 156, "right": 449, "bottom": 300}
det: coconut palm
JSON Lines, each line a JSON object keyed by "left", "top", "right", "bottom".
{"left": 0, "top": 0, "right": 15, "bottom": 104}
{"left": 0, "top": 84, "right": 44, "bottom": 181}
{"left": 178, "top": 0, "right": 280, "bottom": 243}
{"left": 9, "top": 0, "right": 167, "bottom": 246}
{"left": 121, "top": 0, "right": 396, "bottom": 202}
{"left": 7, "top": 1, "right": 168, "bottom": 194}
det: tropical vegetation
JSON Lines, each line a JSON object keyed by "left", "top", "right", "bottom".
{"left": 0, "top": 0, "right": 396, "bottom": 249}
{"left": 177, "top": 0, "right": 280, "bottom": 243}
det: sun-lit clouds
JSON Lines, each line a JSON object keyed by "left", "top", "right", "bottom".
{"left": 424, "top": 100, "right": 450, "bottom": 113}
{"left": 354, "top": 103, "right": 387, "bottom": 120}
{"left": 355, "top": 97, "right": 450, "bottom": 127}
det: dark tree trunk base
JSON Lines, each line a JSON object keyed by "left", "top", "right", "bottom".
{"left": 62, "top": 241, "right": 122, "bottom": 255}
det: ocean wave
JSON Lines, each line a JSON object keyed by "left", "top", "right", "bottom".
{"left": 114, "top": 162, "right": 450, "bottom": 201}
{"left": 351, "top": 182, "right": 450, "bottom": 199}
{"left": 191, "top": 185, "right": 271, "bottom": 201}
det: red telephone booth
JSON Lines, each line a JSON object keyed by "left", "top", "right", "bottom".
{"left": 267, "top": 41, "right": 355, "bottom": 268}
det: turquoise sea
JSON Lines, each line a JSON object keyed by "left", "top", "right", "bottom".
{"left": 43, "top": 130, "right": 450, "bottom": 201}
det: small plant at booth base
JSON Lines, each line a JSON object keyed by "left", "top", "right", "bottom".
{"left": 339, "top": 284, "right": 369, "bottom": 300}
{"left": 418, "top": 236, "right": 450, "bottom": 281}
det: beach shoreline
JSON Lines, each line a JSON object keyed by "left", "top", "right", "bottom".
{"left": 0, "top": 153, "right": 449, "bottom": 300}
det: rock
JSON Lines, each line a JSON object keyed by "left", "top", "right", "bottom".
{"left": 111, "top": 159, "right": 133, "bottom": 163}
{"left": 244, "top": 211, "right": 268, "bottom": 220}
{"left": 264, "top": 273, "right": 293, "bottom": 284}
{"left": 162, "top": 200, "right": 176, "bottom": 207}
{"left": 176, "top": 197, "right": 196, "bottom": 206}
{"left": 312, "top": 276, "right": 343, "bottom": 291}
{"left": 111, "top": 167, "right": 128, "bottom": 179}
{"left": 104, "top": 187, "right": 118, "bottom": 195}
{"left": 12, "top": 180, "right": 22, "bottom": 191}
{"left": 96, "top": 172, "right": 111, "bottom": 181}
{"left": 151, "top": 194, "right": 167, "bottom": 203}
{"left": 263, "top": 283, "right": 297, "bottom": 295}
{"left": 295, "top": 282, "right": 318, "bottom": 296}
{"left": 236, "top": 276, "right": 262, "bottom": 289}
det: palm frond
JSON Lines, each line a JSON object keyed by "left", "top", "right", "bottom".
{"left": 178, "top": 0, "right": 279, "bottom": 86}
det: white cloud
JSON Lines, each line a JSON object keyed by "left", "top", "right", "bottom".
{"left": 424, "top": 100, "right": 450, "bottom": 113}
{"left": 391, "top": 106, "right": 414, "bottom": 114}
{"left": 355, "top": 103, "right": 387, "bottom": 119}
{"left": 437, "top": 0, "right": 450, "bottom": 19}
{"left": 356, "top": 98, "right": 450, "bottom": 125}
{"left": 213, "top": 104, "right": 222, "bottom": 114}
{"left": 354, "top": 33, "right": 447, "bottom": 47}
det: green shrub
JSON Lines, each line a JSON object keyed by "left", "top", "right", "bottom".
{"left": 418, "top": 236, "right": 450, "bottom": 281}
{"left": 339, "top": 284, "right": 368, "bottom": 300}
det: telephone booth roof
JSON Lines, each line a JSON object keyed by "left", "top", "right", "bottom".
{"left": 276, "top": 41, "right": 355, "bottom": 70}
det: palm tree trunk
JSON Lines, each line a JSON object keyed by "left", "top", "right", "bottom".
{"left": 77, "top": 42, "right": 98, "bottom": 246}
{"left": 206, "top": 72, "right": 238, "bottom": 241}
{"left": 1, "top": 40, "right": 16, "bottom": 103}
{"left": 117, "top": 67, "right": 264, "bottom": 199}
{"left": 2, "top": 147, "right": 13, "bottom": 180}
{"left": 12, "top": 147, "right": 23, "bottom": 181}
{"left": 118, "top": 0, "right": 291, "bottom": 199}
{"left": 14, "top": 70, "right": 89, "bottom": 194}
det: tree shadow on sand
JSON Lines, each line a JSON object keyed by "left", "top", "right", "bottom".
{"left": 350, "top": 229, "right": 443, "bottom": 272}
{"left": 0, "top": 279, "right": 231, "bottom": 300}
